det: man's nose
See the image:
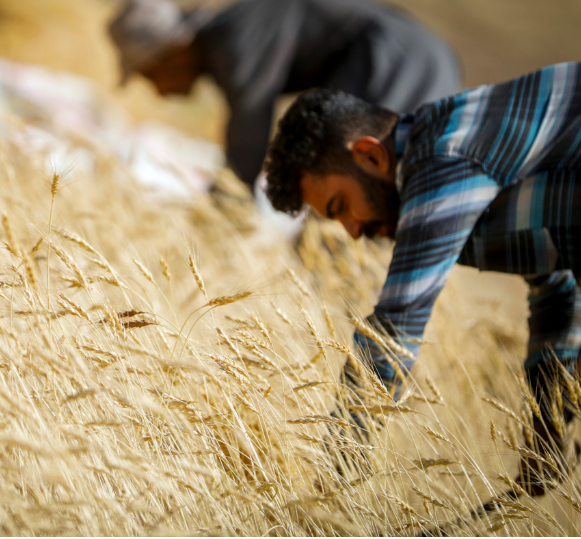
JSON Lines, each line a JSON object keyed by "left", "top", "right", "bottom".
{"left": 340, "top": 217, "right": 363, "bottom": 239}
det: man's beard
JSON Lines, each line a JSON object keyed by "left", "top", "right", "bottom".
{"left": 354, "top": 167, "right": 400, "bottom": 239}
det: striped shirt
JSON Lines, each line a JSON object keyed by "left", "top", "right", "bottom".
{"left": 354, "top": 62, "right": 581, "bottom": 396}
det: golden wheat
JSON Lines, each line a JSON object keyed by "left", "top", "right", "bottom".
{"left": 0, "top": 61, "right": 574, "bottom": 537}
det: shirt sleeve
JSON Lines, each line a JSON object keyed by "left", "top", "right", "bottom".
{"left": 354, "top": 158, "right": 500, "bottom": 398}
{"left": 526, "top": 270, "right": 581, "bottom": 369}
{"left": 210, "top": 0, "right": 303, "bottom": 187}
{"left": 226, "top": 100, "right": 274, "bottom": 188}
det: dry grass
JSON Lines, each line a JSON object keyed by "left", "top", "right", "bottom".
{"left": 0, "top": 0, "right": 579, "bottom": 534}
{"left": 0, "top": 110, "right": 577, "bottom": 536}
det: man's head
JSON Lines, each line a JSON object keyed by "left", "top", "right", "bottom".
{"left": 108, "top": 0, "right": 208, "bottom": 94}
{"left": 265, "top": 89, "right": 400, "bottom": 240}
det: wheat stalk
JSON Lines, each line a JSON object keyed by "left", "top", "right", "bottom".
{"left": 270, "top": 301, "right": 293, "bottom": 326}
{"left": 287, "top": 268, "right": 311, "bottom": 298}
{"left": 206, "top": 291, "right": 252, "bottom": 308}
{"left": 322, "top": 304, "right": 336, "bottom": 339}
{"left": 57, "top": 294, "right": 91, "bottom": 322}
{"left": 2, "top": 212, "right": 20, "bottom": 257}
{"left": 188, "top": 254, "right": 207, "bottom": 298}
{"left": 482, "top": 397, "right": 521, "bottom": 423}
{"left": 159, "top": 255, "right": 171, "bottom": 284}
{"left": 288, "top": 415, "right": 349, "bottom": 427}
{"left": 251, "top": 315, "right": 273, "bottom": 350}
{"left": 133, "top": 258, "right": 155, "bottom": 285}
{"left": 350, "top": 315, "right": 415, "bottom": 361}
{"left": 51, "top": 243, "right": 87, "bottom": 288}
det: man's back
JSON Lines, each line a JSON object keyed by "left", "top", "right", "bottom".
{"left": 355, "top": 63, "right": 581, "bottom": 384}
{"left": 402, "top": 62, "right": 581, "bottom": 188}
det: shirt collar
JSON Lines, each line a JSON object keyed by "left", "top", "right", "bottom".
{"left": 394, "top": 113, "right": 415, "bottom": 193}
{"left": 394, "top": 113, "right": 414, "bottom": 158}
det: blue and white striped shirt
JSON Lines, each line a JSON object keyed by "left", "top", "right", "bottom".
{"left": 355, "top": 62, "right": 581, "bottom": 395}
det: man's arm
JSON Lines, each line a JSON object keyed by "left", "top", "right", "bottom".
{"left": 226, "top": 101, "right": 274, "bottom": 189}
{"left": 526, "top": 271, "right": 581, "bottom": 369}
{"left": 354, "top": 158, "right": 500, "bottom": 398}
{"left": 207, "top": 0, "right": 303, "bottom": 189}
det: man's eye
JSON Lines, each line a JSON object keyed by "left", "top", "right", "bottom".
{"left": 326, "top": 196, "right": 343, "bottom": 219}
{"left": 331, "top": 200, "right": 343, "bottom": 218}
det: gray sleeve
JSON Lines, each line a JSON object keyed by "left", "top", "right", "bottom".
{"left": 325, "top": 8, "right": 461, "bottom": 113}
{"left": 207, "top": 0, "right": 304, "bottom": 187}
{"left": 226, "top": 99, "right": 274, "bottom": 188}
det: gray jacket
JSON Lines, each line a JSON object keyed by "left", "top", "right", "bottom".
{"left": 196, "top": 0, "right": 461, "bottom": 187}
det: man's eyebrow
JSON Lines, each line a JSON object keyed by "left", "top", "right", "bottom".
{"left": 325, "top": 196, "right": 337, "bottom": 218}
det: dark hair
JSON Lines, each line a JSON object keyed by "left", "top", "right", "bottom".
{"left": 265, "top": 89, "right": 398, "bottom": 215}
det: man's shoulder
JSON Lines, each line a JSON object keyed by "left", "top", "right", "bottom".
{"left": 401, "top": 62, "right": 581, "bottom": 179}
{"left": 397, "top": 156, "right": 480, "bottom": 194}
{"left": 207, "top": 0, "right": 376, "bottom": 32}
{"left": 398, "top": 94, "right": 476, "bottom": 173}
{"left": 399, "top": 80, "right": 510, "bottom": 184}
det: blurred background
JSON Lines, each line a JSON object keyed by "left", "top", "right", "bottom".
{"left": 0, "top": 0, "right": 579, "bottom": 143}
{"left": 0, "top": 0, "right": 579, "bottom": 320}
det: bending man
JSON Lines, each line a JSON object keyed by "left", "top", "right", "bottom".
{"left": 109, "top": 0, "right": 460, "bottom": 190}
{"left": 265, "top": 62, "right": 581, "bottom": 495}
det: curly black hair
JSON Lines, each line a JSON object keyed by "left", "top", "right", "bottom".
{"left": 264, "top": 88, "right": 398, "bottom": 215}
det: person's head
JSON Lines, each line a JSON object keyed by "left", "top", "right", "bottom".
{"left": 108, "top": 0, "right": 209, "bottom": 95}
{"left": 265, "top": 89, "right": 400, "bottom": 240}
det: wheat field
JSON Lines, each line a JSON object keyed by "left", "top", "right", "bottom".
{"left": 0, "top": 95, "right": 577, "bottom": 536}
{"left": 0, "top": 0, "right": 579, "bottom": 536}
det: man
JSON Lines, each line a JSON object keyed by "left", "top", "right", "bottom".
{"left": 265, "top": 62, "right": 581, "bottom": 496}
{"left": 108, "top": 0, "right": 460, "bottom": 191}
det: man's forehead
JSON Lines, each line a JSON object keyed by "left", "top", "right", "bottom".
{"left": 300, "top": 172, "right": 330, "bottom": 212}
{"left": 300, "top": 171, "right": 322, "bottom": 187}
{"left": 300, "top": 171, "right": 329, "bottom": 192}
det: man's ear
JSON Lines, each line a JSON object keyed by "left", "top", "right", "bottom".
{"left": 349, "top": 137, "right": 390, "bottom": 178}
